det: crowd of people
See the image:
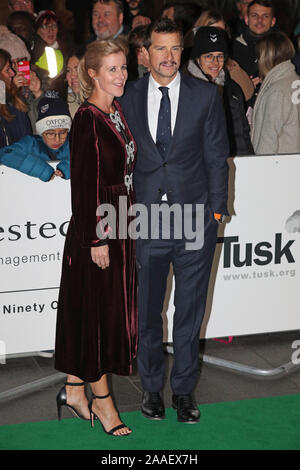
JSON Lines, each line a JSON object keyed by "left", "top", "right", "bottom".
{"left": 1, "top": 0, "right": 300, "bottom": 437}
{"left": 0, "top": 0, "right": 299, "bottom": 168}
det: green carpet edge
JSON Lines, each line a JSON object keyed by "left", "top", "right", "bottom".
{"left": 0, "top": 393, "right": 300, "bottom": 451}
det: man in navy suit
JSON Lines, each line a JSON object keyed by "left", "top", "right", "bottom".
{"left": 120, "top": 18, "right": 229, "bottom": 423}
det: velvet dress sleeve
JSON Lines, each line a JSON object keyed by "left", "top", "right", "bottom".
{"left": 69, "top": 107, "right": 107, "bottom": 248}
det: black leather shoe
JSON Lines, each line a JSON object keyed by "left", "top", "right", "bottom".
{"left": 141, "top": 392, "right": 165, "bottom": 420}
{"left": 172, "top": 394, "right": 200, "bottom": 423}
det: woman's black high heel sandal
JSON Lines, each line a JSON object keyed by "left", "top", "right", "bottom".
{"left": 56, "top": 381, "right": 89, "bottom": 421}
{"left": 89, "top": 393, "right": 132, "bottom": 436}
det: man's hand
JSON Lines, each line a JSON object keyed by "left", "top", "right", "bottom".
{"left": 91, "top": 245, "right": 110, "bottom": 269}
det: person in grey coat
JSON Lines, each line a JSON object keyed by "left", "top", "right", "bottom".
{"left": 251, "top": 31, "right": 300, "bottom": 155}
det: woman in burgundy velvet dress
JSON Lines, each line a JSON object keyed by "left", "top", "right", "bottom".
{"left": 54, "top": 38, "right": 137, "bottom": 437}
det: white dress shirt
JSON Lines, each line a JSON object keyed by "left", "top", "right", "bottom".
{"left": 147, "top": 72, "right": 181, "bottom": 200}
{"left": 147, "top": 72, "right": 181, "bottom": 143}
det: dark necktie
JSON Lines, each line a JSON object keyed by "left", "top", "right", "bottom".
{"left": 156, "top": 86, "right": 171, "bottom": 158}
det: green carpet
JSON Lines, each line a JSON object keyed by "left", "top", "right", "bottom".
{"left": 0, "top": 394, "right": 300, "bottom": 450}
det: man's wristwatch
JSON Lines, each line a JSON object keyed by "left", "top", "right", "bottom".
{"left": 214, "top": 213, "right": 226, "bottom": 224}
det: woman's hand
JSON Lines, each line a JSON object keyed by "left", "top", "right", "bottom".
{"left": 13, "top": 70, "right": 27, "bottom": 88}
{"left": 29, "top": 71, "right": 42, "bottom": 98}
{"left": 91, "top": 245, "right": 110, "bottom": 269}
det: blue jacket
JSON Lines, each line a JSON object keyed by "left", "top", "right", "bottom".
{"left": 0, "top": 135, "right": 70, "bottom": 181}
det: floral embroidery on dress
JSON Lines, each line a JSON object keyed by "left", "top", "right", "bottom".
{"left": 109, "top": 110, "right": 125, "bottom": 132}
{"left": 109, "top": 109, "right": 135, "bottom": 194}
{"left": 126, "top": 141, "right": 135, "bottom": 165}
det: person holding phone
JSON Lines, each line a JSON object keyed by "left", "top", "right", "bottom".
{"left": 0, "top": 26, "right": 31, "bottom": 90}
{"left": 0, "top": 48, "right": 31, "bottom": 147}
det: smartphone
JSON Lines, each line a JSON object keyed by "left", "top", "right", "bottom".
{"left": 18, "top": 60, "right": 30, "bottom": 85}
{"left": 0, "top": 80, "right": 5, "bottom": 104}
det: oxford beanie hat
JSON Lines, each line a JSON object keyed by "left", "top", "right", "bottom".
{"left": 36, "top": 94, "right": 71, "bottom": 135}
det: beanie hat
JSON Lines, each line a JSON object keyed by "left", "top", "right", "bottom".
{"left": 191, "top": 26, "right": 228, "bottom": 59}
{"left": 0, "top": 26, "right": 30, "bottom": 60}
{"left": 36, "top": 94, "right": 71, "bottom": 135}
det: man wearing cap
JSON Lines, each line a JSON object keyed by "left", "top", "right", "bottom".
{"left": 0, "top": 95, "right": 71, "bottom": 181}
{"left": 120, "top": 18, "right": 229, "bottom": 424}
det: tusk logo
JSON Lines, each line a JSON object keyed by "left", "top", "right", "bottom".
{"left": 217, "top": 233, "right": 295, "bottom": 268}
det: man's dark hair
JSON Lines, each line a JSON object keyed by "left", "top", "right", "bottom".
{"left": 162, "top": 2, "right": 202, "bottom": 35}
{"left": 128, "top": 24, "right": 148, "bottom": 51}
{"left": 143, "top": 17, "right": 183, "bottom": 50}
{"left": 92, "top": 0, "right": 124, "bottom": 14}
{"left": 247, "top": 0, "right": 275, "bottom": 16}
{"left": 7, "top": 10, "right": 35, "bottom": 36}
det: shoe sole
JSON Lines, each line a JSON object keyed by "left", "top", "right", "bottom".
{"left": 177, "top": 417, "right": 200, "bottom": 424}
{"left": 141, "top": 410, "right": 165, "bottom": 420}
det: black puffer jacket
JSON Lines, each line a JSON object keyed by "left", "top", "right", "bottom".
{"left": 184, "top": 60, "right": 254, "bottom": 157}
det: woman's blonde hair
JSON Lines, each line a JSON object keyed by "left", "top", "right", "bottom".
{"left": 257, "top": 31, "right": 295, "bottom": 79}
{"left": 195, "top": 9, "right": 225, "bottom": 29}
{"left": 78, "top": 37, "right": 128, "bottom": 101}
{"left": 193, "top": 9, "right": 231, "bottom": 38}
{"left": 0, "top": 48, "right": 27, "bottom": 121}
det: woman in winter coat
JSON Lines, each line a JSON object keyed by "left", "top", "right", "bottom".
{"left": 185, "top": 26, "right": 254, "bottom": 156}
{"left": 251, "top": 31, "right": 300, "bottom": 155}
{"left": 0, "top": 95, "right": 71, "bottom": 181}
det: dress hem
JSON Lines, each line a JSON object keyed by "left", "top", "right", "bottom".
{"left": 54, "top": 360, "right": 136, "bottom": 383}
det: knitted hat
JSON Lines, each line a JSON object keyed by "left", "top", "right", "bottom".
{"left": 36, "top": 94, "right": 71, "bottom": 135}
{"left": 0, "top": 26, "right": 30, "bottom": 60}
{"left": 191, "top": 26, "right": 228, "bottom": 59}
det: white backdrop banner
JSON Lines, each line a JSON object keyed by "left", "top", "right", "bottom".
{"left": 1, "top": 155, "right": 300, "bottom": 354}
{"left": 0, "top": 164, "right": 71, "bottom": 354}
{"left": 165, "top": 154, "right": 300, "bottom": 340}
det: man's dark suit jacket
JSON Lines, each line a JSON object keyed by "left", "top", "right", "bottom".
{"left": 120, "top": 72, "right": 229, "bottom": 217}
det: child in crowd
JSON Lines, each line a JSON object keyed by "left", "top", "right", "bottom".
{"left": 0, "top": 94, "right": 71, "bottom": 181}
